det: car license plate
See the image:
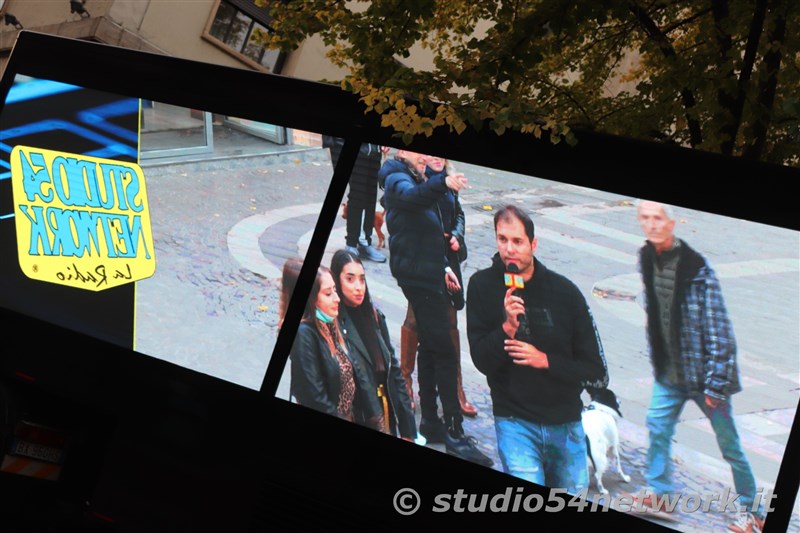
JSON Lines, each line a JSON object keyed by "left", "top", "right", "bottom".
{"left": 11, "top": 439, "right": 64, "bottom": 464}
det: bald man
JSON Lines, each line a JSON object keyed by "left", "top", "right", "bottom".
{"left": 636, "top": 200, "right": 763, "bottom": 533}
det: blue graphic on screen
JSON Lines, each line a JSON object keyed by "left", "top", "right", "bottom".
{"left": 0, "top": 77, "right": 139, "bottom": 220}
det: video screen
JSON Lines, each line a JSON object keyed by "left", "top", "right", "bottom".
{"left": 1, "top": 64, "right": 796, "bottom": 531}
{"left": 275, "top": 147, "right": 799, "bottom": 531}
{"left": 0, "top": 74, "right": 333, "bottom": 391}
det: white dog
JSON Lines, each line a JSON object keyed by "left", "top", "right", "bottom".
{"left": 582, "top": 387, "right": 631, "bottom": 495}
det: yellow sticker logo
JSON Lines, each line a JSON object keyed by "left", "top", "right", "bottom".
{"left": 10, "top": 146, "right": 155, "bottom": 291}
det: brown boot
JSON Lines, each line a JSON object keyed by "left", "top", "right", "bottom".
{"left": 400, "top": 309, "right": 418, "bottom": 411}
{"left": 451, "top": 329, "right": 478, "bottom": 417}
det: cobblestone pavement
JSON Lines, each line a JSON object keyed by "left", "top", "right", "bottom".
{"left": 135, "top": 140, "right": 799, "bottom": 533}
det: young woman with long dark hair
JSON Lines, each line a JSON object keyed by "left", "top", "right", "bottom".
{"left": 330, "top": 249, "right": 418, "bottom": 441}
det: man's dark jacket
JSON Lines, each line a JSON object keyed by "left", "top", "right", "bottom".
{"left": 639, "top": 239, "right": 741, "bottom": 400}
{"left": 379, "top": 158, "right": 451, "bottom": 293}
{"left": 467, "top": 254, "right": 609, "bottom": 425}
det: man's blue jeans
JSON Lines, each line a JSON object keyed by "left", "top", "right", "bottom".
{"left": 646, "top": 380, "right": 759, "bottom": 512}
{"left": 495, "top": 416, "right": 588, "bottom": 494}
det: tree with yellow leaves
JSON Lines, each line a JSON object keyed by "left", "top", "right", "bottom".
{"left": 259, "top": 0, "right": 798, "bottom": 166}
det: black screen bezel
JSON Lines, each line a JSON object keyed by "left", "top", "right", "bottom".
{"left": 0, "top": 31, "right": 797, "bottom": 532}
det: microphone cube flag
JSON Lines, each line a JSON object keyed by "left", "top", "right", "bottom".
{"left": 504, "top": 273, "right": 525, "bottom": 289}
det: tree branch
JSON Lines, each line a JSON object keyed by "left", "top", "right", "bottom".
{"left": 662, "top": 7, "right": 713, "bottom": 34}
{"left": 743, "top": 0, "right": 788, "bottom": 160}
{"left": 628, "top": 0, "right": 703, "bottom": 147}
{"left": 712, "top": 0, "right": 736, "bottom": 155}
{"left": 715, "top": 0, "right": 768, "bottom": 155}
{"left": 539, "top": 78, "right": 595, "bottom": 128}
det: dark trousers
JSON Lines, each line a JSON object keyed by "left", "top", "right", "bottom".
{"left": 346, "top": 196, "right": 376, "bottom": 248}
{"left": 402, "top": 287, "right": 462, "bottom": 424}
{"left": 329, "top": 144, "right": 380, "bottom": 247}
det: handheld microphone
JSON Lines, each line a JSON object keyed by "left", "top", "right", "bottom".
{"left": 504, "top": 264, "right": 530, "bottom": 339}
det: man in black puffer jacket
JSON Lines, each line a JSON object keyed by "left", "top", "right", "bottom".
{"left": 379, "top": 150, "right": 493, "bottom": 468}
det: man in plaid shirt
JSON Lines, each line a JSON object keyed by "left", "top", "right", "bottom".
{"left": 636, "top": 200, "right": 764, "bottom": 533}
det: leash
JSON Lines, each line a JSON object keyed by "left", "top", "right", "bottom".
{"left": 584, "top": 403, "right": 597, "bottom": 472}
{"left": 585, "top": 435, "right": 596, "bottom": 472}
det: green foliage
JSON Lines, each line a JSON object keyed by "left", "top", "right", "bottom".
{"left": 257, "top": 0, "right": 798, "bottom": 166}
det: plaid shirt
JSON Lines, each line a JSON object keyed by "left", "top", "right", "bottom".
{"left": 640, "top": 240, "right": 742, "bottom": 400}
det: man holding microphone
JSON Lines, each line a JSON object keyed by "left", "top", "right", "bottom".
{"left": 466, "top": 204, "right": 608, "bottom": 492}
